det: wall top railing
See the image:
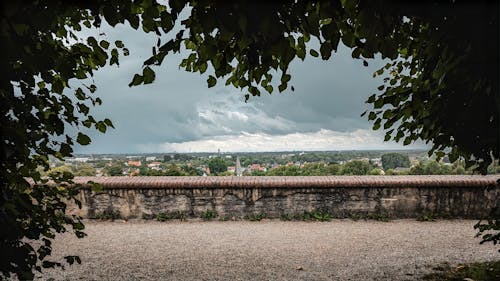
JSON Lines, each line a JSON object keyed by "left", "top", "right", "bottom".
{"left": 71, "top": 175, "right": 500, "bottom": 189}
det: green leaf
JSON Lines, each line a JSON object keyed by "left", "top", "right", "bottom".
{"left": 185, "top": 40, "right": 197, "bottom": 50}
{"left": 207, "top": 75, "right": 216, "bottom": 88}
{"left": 59, "top": 143, "right": 73, "bottom": 156}
{"left": 110, "top": 48, "right": 119, "bottom": 66}
{"left": 76, "top": 133, "right": 91, "bottom": 145}
{"left": 435, "top": 151, "right": 445, "bottom": 159}
{"left": 320, "top": 43, "right": 332, "bottom": 60}
{"left": 278, "top": 83, "right": 286, "bottom": 92}
{"left": 75, "top": 69, "right": 86, "bottom": 79}
{"left": 143, "top": 66, "right": 155, "bottom": 84}
{"left": 75, "top": 88, "right": 86, "bottom": 100}
{"left": 103, "top": 118, "right": 114, "bottom": 128}
{"left": 82, "top": 119, "right": 92, "bottom": 128}
{"left": 99, "top": 40, "right": 110, "bottom": 49}
{"left": 374, "top": 99, "right": 384, "bottom": 109}
{"left": 367, "top": 94, "right": 376, "bottom": 103}
{"left": 264, "top": 85, "right": 273, "bottom": 93}
{"left": 96, "top": 121, "right": 106, "bottom": 133}
{"left": 199, "top": 62, "right": 207, "bottom": 74}
{"left": 52, "top": 79, "right": 64, "bottom": 94}
{"left": 309, "top": 49, "right": 319, "bottom": 57}
{"left": 115, "top": 40, "right": 124, "bottom": 48}
{"left": 88, "top": 181, "right": 102, "bottom": 192}
{"left": 129, "top": 74, "right": 143, "bottom": 87}
{"left": 351, "top": 48, "right": 361, "bottom": 58}
{"left": 281, "top": 74, "right": 291, "bottom": 83}
{"left": 368, "top": 112, "right": 377, "bottom": 120}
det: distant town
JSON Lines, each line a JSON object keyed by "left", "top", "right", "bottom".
{"left": 44, "top": 150, "right": 500, "bottom": 177}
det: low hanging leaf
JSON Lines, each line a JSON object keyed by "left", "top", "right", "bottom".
{"left": 115, "top": 40, "right": 124, "bottom": 48}
{"left": 76, "top": 133, "right": 91, "bottom": 145}
{"left": 99, "top": 40, "right": 110, "bottom": 49}
{"left": 103, "top": 118, "right": 114, "bottom": 128}
{"left": 129, "top": 74, "right": 143, "bottom": 87}
{"left": 207, "top": 75, "right": 216, "bottom": 88}
{"left": 142, "top": 66, "right": 155, "bottom": 84}
{"left": 95, "top": 121, "right": 106, "bottom": 133}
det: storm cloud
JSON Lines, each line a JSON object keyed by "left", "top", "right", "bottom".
{"left": 72, "top": 23, "right": 425, "bottom": 153}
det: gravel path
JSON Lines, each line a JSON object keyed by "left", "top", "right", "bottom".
{"left": 37, "top": 220, "right": 498, "bottom": 280}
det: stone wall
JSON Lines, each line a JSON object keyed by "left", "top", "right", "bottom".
{"left": 67, "top": 176, "right": 500, "bottom": 220}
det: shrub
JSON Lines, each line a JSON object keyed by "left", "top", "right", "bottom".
{"left": 200, "top": 210, "right": 217, "bottom": 220}
{"left": 300, "top": 210, "right": 331, "bottom": 222}
{"left": 95, "top": 209, "right": 121, "bottom": 220}
{"left": 156, "top": 212, "right": 168, "bottom": 222}
{"left": 247, "top": 213, "right": 265, "bottom": 221}
{"left": 280, "top": 214, "right": 294, "bottom": 221}
{"left": 417, "top": 212, "right": 437, "bottom": 222}
{"left": 367, "top": 213, "right": 391, "bottom": 222}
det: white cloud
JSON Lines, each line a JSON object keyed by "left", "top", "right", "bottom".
{"left": 192, "top": 91, "right": 297, "bottom": 136}
{"left": 137, "top": 129, "right": 427, "bottom": 153}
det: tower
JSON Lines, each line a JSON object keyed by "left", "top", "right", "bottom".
{"left": 236, "top": 156, "right": 242, "bottom": 176}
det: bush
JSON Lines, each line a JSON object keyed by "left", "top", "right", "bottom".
{"left": 156, "top": 212, "right": 168, "bottom": 222}
{"left": 200, "top": 210, "right": 217, "bottom": 220}
{"left": 247, "top": 213, "right": 266, "bottom": 221}
{"left": 300, "top": 210, "right": 331, "bottom": 222}
{"left": 340, "top": 160, "right": 372, "bottom": 175}
{"left": 94, "top": 209, "right": 121, "bottom": 220}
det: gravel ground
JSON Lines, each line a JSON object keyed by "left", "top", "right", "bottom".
{"left": 36, "top": 220, "right": 498, "bottom": 281}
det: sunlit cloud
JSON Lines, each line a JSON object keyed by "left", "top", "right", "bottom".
{"left": 137, "top": 129, "right": 427, "bottom": 153}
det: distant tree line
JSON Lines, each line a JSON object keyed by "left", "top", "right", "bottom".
{"left": 48, "top": 153, "right": 500, "bottom": 177}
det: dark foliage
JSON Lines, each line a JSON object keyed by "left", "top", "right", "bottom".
{"left": 381, "top": 153, "right": 410, "bottom": 170}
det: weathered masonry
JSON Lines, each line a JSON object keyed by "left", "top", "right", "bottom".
{"left": 67, "top": 176, "right": 500, "bottom": 219}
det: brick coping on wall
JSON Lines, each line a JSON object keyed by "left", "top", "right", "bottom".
{"left": 71, "top": 175, "right": 500, "bottom": 189}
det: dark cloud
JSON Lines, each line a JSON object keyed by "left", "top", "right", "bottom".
{"left": 72, "top": 24, "right": 420, "bottom": 153}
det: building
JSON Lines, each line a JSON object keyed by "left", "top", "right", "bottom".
{"left": 249, "top": 164, "right": 266, "bottom": 172}
{"left": 370, "top": 158, "right": 382, "bottom": 167}
{"left": 235, "top": 156, "right": 243, "bottom": 176}
{"left": 199, "top": 165, "right": 210, "bottom": 175}
{"left": 147, "top": 162, "right": 162, "bottom": 170}
{"left": 127, "top": 160, "right": 141, "bottom": 167}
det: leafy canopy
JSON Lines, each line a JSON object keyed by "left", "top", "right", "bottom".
{"left": 208, "top": 157, "right": 228, "bottom": 175}
{"left": 381, "top": 153, "right": 410, "bottom": 170}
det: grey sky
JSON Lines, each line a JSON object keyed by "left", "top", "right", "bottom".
{"left": 72, "top": 22, "right": 426, "bottom": 153}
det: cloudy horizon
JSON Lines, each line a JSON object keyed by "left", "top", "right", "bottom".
{"left": 71, "top": 22, "right": 428, "bottom": 154}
